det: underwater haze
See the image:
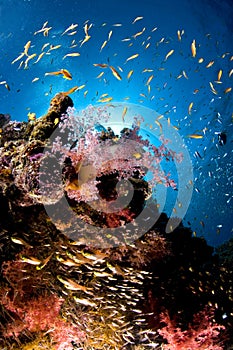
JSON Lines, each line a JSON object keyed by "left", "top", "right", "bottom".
{"left": 0, "top": 0, "right": 233, "bottom": 247}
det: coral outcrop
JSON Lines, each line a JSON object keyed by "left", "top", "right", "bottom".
{"left": 0, "top": 93, "right": 232, "bottom": 349}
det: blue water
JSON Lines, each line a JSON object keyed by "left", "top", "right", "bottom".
{"left": 0, "top": 0, "right": 232, "bottom": 247}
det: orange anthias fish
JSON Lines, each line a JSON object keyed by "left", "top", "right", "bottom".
{"left": 191, "top": 39, "right": 196, "bottom": 57}
{"left": 109, "top": 65, "right": 122, "bottom": 81}
{"left": 45, "top": 69, "right": 72, "bottom": 80}
{"left": 61, "top": 69, "right": 72, "bottom": 79}
{"left": 63, "top": 86, "right": 79, "bottom": 95}
{"left": 93, "top": 63, "right": 109, "bottom": 68}
{"left": 187, "top": 134, "right": 204, "bottom": 139}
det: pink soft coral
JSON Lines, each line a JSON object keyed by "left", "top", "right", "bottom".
{"left": 158, "top": 306, "right": 225, "bottom": 350}
{"left": 2, "top": 292, "right": 85, "bottom": 349}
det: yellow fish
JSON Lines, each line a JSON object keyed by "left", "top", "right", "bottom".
{"left": 19, "top": 255, "right": 41, "bottom": 265}
{"left": 217, "top": 69, "right": 223, "bottom": 81}
{"left": 36, "top": 253, "right": 53, "bottom": 270}
{"left": 34, "top": 52, "right": 45, "bottom": 63}
{"left": 109, "top": 65, "right": 122, "bottom": 80}
{"left": 155, "top": 119, "right": 163, "bottom": 133}
{"left": 100, "top": 40, "right": 108, "bottom": 52}
{"left": 133, "top": 152, "right": 142, "bottom": 159}
{"left": 93, "top": 63, "right": 108, "bottom": 68}
{"left": 74, "top": 297, "right": 96, "bottom": 307}
{"left": 224, "top": 87, "right": 232, "bottom": 94}
{"left": 187, "top": 134, "right": 203, "bottom": 139}
{"left": 4, "top": 83, "right": 10, "bottom": 91}
{"left": 108, "top": 30, "right": 113, "bottom": 41}
{"left": 45, "top": 69, "right": 72, "bottom": 80}
{"left": 11, "top": 52, "right": 25, "bottom": 64}
{"left": 198, "top": 57, "right": 204, "bottom": 63}
{"left": 229, "top": 69, "right": 233, "bottom": 78}
{"left": 57, "top": 275, "right": 93, "bottom": 293}
{"left": 54, "top": 118, "right": 59, "bottom": 126}
{"left": 61, "top": 23, "right": 78, "bottom": 36}
{"left": 28, "top": 112, "right": 36, "bottom": 120}
{"left": 41, "top": 43, "right": 50, "bottom": 51}
{"left": 67, "top": 31, "right": 77, "bottom": 36}
{"left": 132, "top": 16, "right": 143, "bottom": 24}
{"left": 133, "top": 27, "right": 145, "bottom": 39}
{"left": 24, "top": 40, "right": 31, "bottom": 56}
{"left": 127, "top": 70, "right": 134, "bottom": 80}
{"left": 11, "top": 237, "right": 32, "bottom": 248}
{"left": 146, "top": 74, "right": 154, "bottom": 85}
{"left": 82, "top": 23, "right": 92, "bottom": 38}
{"left": 98, "top": 97, "right": 113, "bottom": 103}
{"left": 34, "top": 23, "right": 52, "bottom": 36}
{"left": 188, "top": 102, "right": 193, "bottom": 115}
{"left": 24, "top": 53, "right": 37, "bottom": 68}
{"left": 106, "top": 262, "right": 126, "bottom": 277}
{"left": 122, "top": 106, "right": 128, "bottom": 122}
{"left": 96, "top": 71, "right": 105, "bottom": 79}
{"left": 61, "top": 69, "right": 72, "bottom": 80}
{"left": 182, "top": 70, "right": 188, "bottom": 79}
{"left": 62, "top": 52, "right": 80, "bottom": 59}
{"left": 43, "top": 27, "right": 52, "bottom": 37}
{"left": 80, "top": 34, "right": 91, "bottom": 46}
{"left": 191, "top": 39, "right": 196, "bottom": 57}
{"left": 177, "top": 30, "right": 181, "bottom": 41}
{"left": 125, "top": 53, "right": 139, "bottom": 63}
{"left": 165, "top": 49, "right": 174, "bottom": 61}
{"left": 142, "top": 68, "right": 153, "bottom": 73}
{"left": 63, "top": 86, "right": 79, "bottom": 95}
{"left": 209, "top": 81, "right": 218, "bottom": 95}
{"left": 206, "top": 60, "right": 214, "bottom": 68}
{"left": 48, "top": 44, "right": 61, "bottom": 52}
{"left": 77, "top": 84, "right": 85, "bottom": 90}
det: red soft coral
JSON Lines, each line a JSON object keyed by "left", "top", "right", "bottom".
{"left": 2, "top": 292, "right": 85, "bottom": 348}
{"left": 158, "top": 306, "right": 225, "bottom": 350}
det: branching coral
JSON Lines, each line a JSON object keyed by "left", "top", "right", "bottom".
{"left": 2, "top": 287, "right": 85, "bottom": 349}
{"left": 158, "top": 306, "right": 225, "bottom": 349}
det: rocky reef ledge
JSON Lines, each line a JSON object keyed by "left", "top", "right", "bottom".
{"left": 0, "top": 94, "right": 232, "bottom": 350}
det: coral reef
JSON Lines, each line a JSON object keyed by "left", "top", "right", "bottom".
{"left": 0, "top": 93, "right": 232, "bottom": 349}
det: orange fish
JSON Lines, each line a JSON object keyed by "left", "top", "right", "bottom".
{"left": 191, "top": 39, "right": 196, "bottom": 57}
{"left": 224, "top": 87, "right": 232, "bottom": 94}
{"left": 206, "top": 60, "right": 214, "bottom": 68}
{"left": 109, "top": 65, "right": 122, "bottom": 81}
{"left": 61, "top": 69, "right": 72, "bottom": 80}
{"left": 93, "top": 63, "right": 108, "bottom": 68}
{"left": 165, "top": 49, "right": 174, "bottom": 61}
{"left": 63, "top": 86, "right": 79, "bottom": 95}
{"left": 127, "top": 70, "right": 134, "bottom": 80}
{"left": 45, "top": 69, "right": 72, "bottom": 80}
{"left": 187, "top": 134, "right": 203, "bottom": 139}
{"left": 217, "top": 69, "right": 222, "bottom": 81}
